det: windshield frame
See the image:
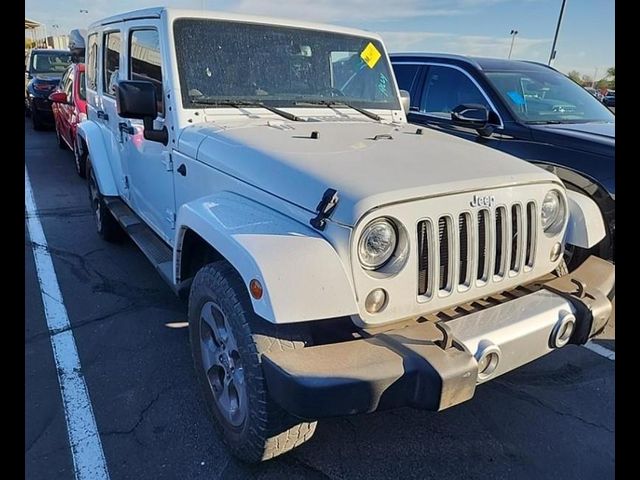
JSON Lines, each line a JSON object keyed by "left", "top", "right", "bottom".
{"left": 30, "top": 51, "right": 73, "bottom": 74}
{"left": 483, "top": 67, "right": 614, "bottom": 125}
{"left": 172, "top": 18, "right": 401, "bottom": 111}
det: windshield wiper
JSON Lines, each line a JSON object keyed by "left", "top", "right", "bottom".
{"left": 525, "top": 120, "right": 565, "bottom": 125}
{"left": 189, "top": 99, "right": 305, "bottom": 122}
{"left": 294, "top": 100, "right": 382, "bottom": 121}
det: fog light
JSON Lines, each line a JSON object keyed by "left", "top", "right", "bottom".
{"left": 550, "top": 242, "right": 563, "bottom": 262}
{"left": 550, "top": 310, "right": 576, "bottom": 348}
{"left": 475, "top": 341, "right": 501, "bottom": 381}
{"left": 365, "top": 288, "right": 387, "bottom": 314}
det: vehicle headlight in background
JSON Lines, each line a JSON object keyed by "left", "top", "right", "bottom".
{"left": 358, "top": 218, "right": 397, "bottom": 270}
{"left": 541, "top": 190, "right": 566, "bottom": 235}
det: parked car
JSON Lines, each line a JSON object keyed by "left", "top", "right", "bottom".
{"left": 390, "top": 54, "right": 614, "bottom": 269}
{"left": 79, "top": 8, "right": 613, "bottom": 463}
{"left": 602, "top": 90, "right": 615, "bottom": 107}
{"left": 25, "top": 49, "right": 72, "bottom": 130}
{"left": 49, "top": 63, "right": 88, "bottom": 177}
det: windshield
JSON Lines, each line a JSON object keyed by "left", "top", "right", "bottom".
{"left": 173, "top": 19, "right": 399, "bottom": 110}
{"left": 30, "top": 52, "right": 72, "bottom": 74}
{"left": 485, "top": 69, "right": 614, "bottom": 124}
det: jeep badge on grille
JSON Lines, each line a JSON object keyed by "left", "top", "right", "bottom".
{"left": 470, "top": 194, "right": 496, "bottom": 208}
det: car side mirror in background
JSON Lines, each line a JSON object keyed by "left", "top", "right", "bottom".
{"left": 399, "top": 90, "right": 410, "bottom": 114}
{"left": 48, "top": 91, "right": 68, "bottom": 104}
{"left": 116, "top": 80, "right": 167, "bottom": 145}
{"left": 452, "top": 103, "right": 494, "bottom": 137}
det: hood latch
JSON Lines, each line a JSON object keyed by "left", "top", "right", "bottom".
{"left": 310, "top": 188, "right": 339, "bottom": 231}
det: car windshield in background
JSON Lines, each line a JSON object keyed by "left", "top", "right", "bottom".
{"left": 173, "top": 19, "right": 399, "bottom": 110}
{"left": 31, "top": 52, "right": 72, "bottom": 74}
{"left": 485, "top": 69, "right": 614, "bottom": 124}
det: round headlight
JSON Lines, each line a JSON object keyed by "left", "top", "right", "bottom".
{"left": 358, "top": 218, "right": 397, "bottom": 270}
{"left": 541, "top": 190, "right": 566, "bottom": 235}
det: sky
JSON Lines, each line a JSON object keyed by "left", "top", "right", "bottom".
{"left": 25, "top": 0, "right": 614, "bottom": 78}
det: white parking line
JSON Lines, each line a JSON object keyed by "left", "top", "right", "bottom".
{"left": 583, "top": 341, "right": 615, "bottom": 361}
{"left": 25, "top": 166, "right": 110, "bottom": 480}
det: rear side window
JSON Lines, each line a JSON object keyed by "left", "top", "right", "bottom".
{"left": 103, "top": 31, "right": 121, "bottom": 96}
{"left": 393, "top": 64, "right": 420, "bottom": 93}
{"left": 86, "top": 33, "right": 98, "bottom": 90}
{"left": 420, "top": 65, "right": 490, "bottom": 119}
{"left": 129, "top": 29, "right": 164, "bottom": 115}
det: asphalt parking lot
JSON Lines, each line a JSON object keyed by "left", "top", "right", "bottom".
{"left": 25, "top": 119, "right": 614, "bottom": 480}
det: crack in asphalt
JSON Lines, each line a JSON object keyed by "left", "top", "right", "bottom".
{"left": 494, "top": 380, "right": 614, "bottom": 433}
{"left": 102, "top": 387, "right": 171, "bottom": 438}
{"left": 25, "top": 411, "right": 58, "bottom": 454}
{"left": 25, "top": 303, "right": 141, "bottom": 344}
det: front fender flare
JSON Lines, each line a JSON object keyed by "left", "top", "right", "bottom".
{"left": 175, "top": 192, "right": 358, "bottom": 324}
{"left": 565, "top": 190, "right": 606, "bottom": 249}
{"left": 77, "top": 121, "right": 118, "bottom": 195}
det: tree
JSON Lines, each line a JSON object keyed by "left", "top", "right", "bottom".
{"left": 606, "top": 66, "right": 615, "bottom": 89}
{"left": 25, "top": 38, "right": 36, "bottom": 49}
{"left": 580, "top": 75, "right": 593, "bottom": 86}
{"left": 567, "top": 70, "right": 582, "bottom": 84}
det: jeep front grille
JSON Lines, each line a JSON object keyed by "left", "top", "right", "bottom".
{"left": 417, "top": 202, "right": 537, "bottom": 297}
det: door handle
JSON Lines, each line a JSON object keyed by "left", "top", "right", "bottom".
{"left": 177, "top": 164, "right": 187, "bottom": 176}
{"left": 119, "top": 122, "right": 134, "bottom": 135}
{"left": 97, "top": 110, "right": 109, "bottom": 120}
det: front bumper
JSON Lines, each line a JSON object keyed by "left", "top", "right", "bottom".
{"left": 262, "top": 256, "right": 614, "bottom": 419}
{"left": 30, "top": 95, "right": 54, "bottom": 115}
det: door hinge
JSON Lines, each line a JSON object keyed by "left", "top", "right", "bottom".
{"left": 162, "top": 151, "right": 173, "bottom": 171}
{"left": 124, "top": 175, "right": 129, "bottom": 190}
{"left": 165, "top": 209, "right": 176, "bottom": 229}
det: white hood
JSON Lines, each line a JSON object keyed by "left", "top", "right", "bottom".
{"left": 181, "top": 119, "right": 557, "bottom": 226}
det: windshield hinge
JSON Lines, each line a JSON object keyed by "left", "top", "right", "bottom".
{"left": 310, "top": 188, "right": 339, "bottom": 231}
{"left": 162, "top": 151, "right": 173, "bottom": 171}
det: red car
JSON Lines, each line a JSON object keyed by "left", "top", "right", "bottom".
{"left": 49, "top": 63, "right": 87, "bottom": 177}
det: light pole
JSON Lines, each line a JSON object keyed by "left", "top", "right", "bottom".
{"left": 508, "top": 30, "right": 518, "bottom": 59}
{"left": 548, "top": 0, "right": 567, "bottom": 65}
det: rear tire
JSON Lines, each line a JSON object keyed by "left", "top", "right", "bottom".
{"left": 87, "top": 162, "right": 123, "bottom": 242}
{"left": 188, "top": 261, "right": 317, "bottom": 463}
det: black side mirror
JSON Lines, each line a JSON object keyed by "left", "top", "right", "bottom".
{"left": 116, "top": 80, "right": 167, "bottom": 145}
{"left": 452, "top": 103, "right": 494, "bottom": 137}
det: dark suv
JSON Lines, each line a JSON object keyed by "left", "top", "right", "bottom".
{"left": 391, "top": 54, "right": 614, "bottom": 268}
{"left": 25, "top": 49, "right": 72, "bottom": 130}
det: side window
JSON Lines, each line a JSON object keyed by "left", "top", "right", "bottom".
{"left": 393, "top": 64, "right": 420, "bottom": 93}
{"left": 86, "top": 33, "right": 98, "bottom": 90}
{"left": 103, "top": 31, "right": 121, "bottom": 96}
{"left": 420, "top": 66, "right": 490, "bottom": 119}
{"left": 129, "top": 29, "right": 163, "bottom": 115}
{"left": 60, "top": 67, "right": 72, "bottom": 92}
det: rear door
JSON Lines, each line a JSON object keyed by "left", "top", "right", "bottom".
{"left": 86, "top": 27, "right": 130, "bottom": 201}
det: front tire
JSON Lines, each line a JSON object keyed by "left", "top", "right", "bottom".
{"left": 188, "top": 262, "right": 317, "bottom": 463}
{"left": 87, "top": 162, "right": 123, "bottom": 242}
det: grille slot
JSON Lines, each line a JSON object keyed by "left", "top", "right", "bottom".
{"left": 418, "top": 201, "right": 537, "bottom": 298}
{"left": 477, "top": 209, "right": 489, "bottom": 281}
{"left": 525, "top": 202, "right": 536, "bottom": 267}
{"left": 494, "top": 207, "right": 506, "bottom": 277}
{"left": 458, "top": 213, "right": 471, "bottom": 287}
{"left": 438, "top": 217, "right": 451, "bottom": 292}
{"left": 417, "top": 220, "right": 432, "bottom": 296}
{"left": 510, "top": 204, "right": 523, "bottom": 273}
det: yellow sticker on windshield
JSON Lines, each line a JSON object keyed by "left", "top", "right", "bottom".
{"left": 360, "top": 42, "right": 381, "bottom": 69}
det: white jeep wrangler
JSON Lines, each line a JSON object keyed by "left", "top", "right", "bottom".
{"left": 79, "top": 8, "right": 614, "bottom": 463}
